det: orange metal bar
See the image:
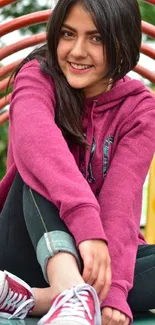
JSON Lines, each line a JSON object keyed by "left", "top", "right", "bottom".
{"left": 145, "top": 155, "right": 155, "bottom": 244}
{"left": 0, "top": 0, "right": 18, "bottom": 7}
{"left": 0, "top": 11, "right": 51, "bottom": 37}
{"left": 0, "top": 59, "right": 22, "bottom": 79}
{"left": 0, "top": 33, "right": 46, "bottom": 61}
{"left": 141, "top": 43, "right": 155, "bottom": 60}
{"left": 134, "top": 64, "right": 155, "bottom": 83}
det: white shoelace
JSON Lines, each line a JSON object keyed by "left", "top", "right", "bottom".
{"left": 9, "top": 296, "right": 34, "bottom": 319}
{"left": 0, "top": 287, "right": 34, "bottom": 319}
{"left": 59, "top": 292, "right": 91, "bottom": 318}
{"left": 38, "top": 284, "right": 101, "bottom": 325}
{"left": 0, "top": 289, "right": 27, "bottom": 311}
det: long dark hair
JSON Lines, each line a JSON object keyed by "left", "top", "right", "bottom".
{"left": 12, "top": 0, "right": 142, "bottom": 147}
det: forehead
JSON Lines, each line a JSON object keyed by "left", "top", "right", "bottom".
{"left": 63, "top": 3, "right": 96, "bottom": 31}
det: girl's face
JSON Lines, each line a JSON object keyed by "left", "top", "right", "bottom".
{"left": 57, "top": 3, "right": 108, "bottom": 98}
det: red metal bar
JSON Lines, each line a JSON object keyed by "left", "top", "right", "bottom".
{"left": 0, "top": 11, "right": 51, "bottom": 37}
{"left": 142, "top": 21, "right": 155, "bottom": 39}
{"left": 0, "top": 59, "right": 22, "bottom": 79}
{"left": 0, "top": 111, "right": 9, "bottom": 126}
{"left": 0, "top": 94, "right": 11, "bottom": 111}
{"left": 0, "top": 33, "right": 46, "bottom": 61}
{"left": 134, "top": 64, "right": 155, "bottom": 83}
{"left": 143, "top": 0, "right": 155, "bottom": 4}
{"left": 141, "top": 43, "right": 155, "bottom": 60}
{"left": 0, "top": 76, "right": 13, "bottom": 93}
{"left": 0, "top": 0, "right": 18, "bottom": 7}
{"left": 0, "top": 14, "right": 154, "bottom": 40}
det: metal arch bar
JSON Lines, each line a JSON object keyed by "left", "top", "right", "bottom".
{"left": 143, "top": 0, "right": 155, "bottom": 4}
{"left": 0, "top": 76, "right": 13, "bottom": 93}
{"left": 0, "top": 0, "right": 155, "bottom": 6}
{"left": 0, "top": 59, "right": 22, "bottom": 79}
{"left": 0, "top": 111, "right": 9, "bottom": 125}
{"left": 0, "top": 43, "right": 154, "bottom": 77}
{"left": 0, "top": 94, "right": 11, "bottom": 111}
{"left": 134, "top": 64, "right": 155, "bottom": 83}
{"left": 0, "top": 10, "right": 51, "bottom": 37}
{"left": 142, "top": 21, "right": 155, "bottom": 38}
{"left": 0, "top": 32, "right": 46, "bottom": 60}
{"left": 0, "top": 0, "right": 18, "bottom": 8}
{"left": 141, "top": 44, "right": 155, "bottom": 60}
{"left": 0, "top": 16, "right": 154, "bottom": 40}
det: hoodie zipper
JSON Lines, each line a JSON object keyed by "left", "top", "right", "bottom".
{"left": 103, "top": 136, "right": 114, "bottom": 177}
{"left": 87, "top": 136, "right": 96, "bottom": 184}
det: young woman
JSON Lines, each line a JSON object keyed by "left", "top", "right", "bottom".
{"left": 0, "top": 0, "right": 155, "bottom": 325}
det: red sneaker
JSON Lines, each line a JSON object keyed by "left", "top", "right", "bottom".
{"left": 38, "top": 284, "right": 101, "bottom": 325}
{"left": 0, "top": 271, "right": 34, "bottom": 319}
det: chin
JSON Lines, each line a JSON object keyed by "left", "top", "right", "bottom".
{"left": 67, "top": 80, "right": 89, "bottom": 89}
{"left": 70, "top": 84, "right": 84, "bottom": 89}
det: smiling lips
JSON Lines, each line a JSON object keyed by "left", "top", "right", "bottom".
{"left": 69, "top": 62, "right": 93, "bottom": 71}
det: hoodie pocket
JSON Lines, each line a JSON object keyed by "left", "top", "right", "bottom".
{"left": 103, "top": 136, "right": 114, "bottom": 178}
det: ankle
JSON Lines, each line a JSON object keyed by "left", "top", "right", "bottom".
{"left": 31, "top": 287, "right": 53, "bottom": 316}
{"left": 46, "top": 252, "right": 84, "bottom": 297}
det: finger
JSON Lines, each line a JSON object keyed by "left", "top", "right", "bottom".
{"left": 86, "top": 259, "right": 100, "bottom": 286}
{"left": 98, "top": 264, "right": 112, "bottom": 301}
{"left": 124, "top": 317, "right": 130, "bottom": 325}
{"left": 107, "top": 309, "right": 121, "bottom": 325}
{"left": 82, "top": 255, "right": 94, "bottom": 283}
{"left": 101, "top": 307, "right": 113, "bottom": 325}
{"left": 119, "top": 313, "right": 126, "bottom": 325}
{"left": 92, "top": 261, "right": 106, "bottom": 295}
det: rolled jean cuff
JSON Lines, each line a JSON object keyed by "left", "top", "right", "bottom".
{"left": 36, "top": 230, "right": 82, "bottom": 283}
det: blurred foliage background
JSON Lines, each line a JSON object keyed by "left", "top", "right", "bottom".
{"left": 0, "top": 0, "right": 155, "bottom": 179}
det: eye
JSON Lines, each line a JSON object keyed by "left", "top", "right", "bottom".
{"left": 60, "top": 30, "right": 74, "bottom": 39}
{"left": 91, "top": 35, "right": 102, "bottom": 44}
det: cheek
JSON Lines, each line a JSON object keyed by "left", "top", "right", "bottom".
{"left": 57, "top": 41, "right": 70, "bottom": 63}
{"left": 57, "top": 43, "right": 63, "bottom": 64}
{"left": 91, "top": 46, "right": 105, "bottom": 62}
{"left": 93, "top": 50, "right": 107, "bottom": 73}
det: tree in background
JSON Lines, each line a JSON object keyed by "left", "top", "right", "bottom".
{"left": 0, "top": 0, "right": 154, "bottom": 179}
{"left": 138, "top": 0, "right": 155, "bottom": 26}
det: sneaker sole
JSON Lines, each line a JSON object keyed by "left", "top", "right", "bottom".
{"left": 0, "top": 271, "right": 7, "bottom": 298}
{"left": 43, "top": 321, "right": 89, "bottom": 325}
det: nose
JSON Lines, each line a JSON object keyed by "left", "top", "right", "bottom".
{"left": 70, "top": 39, "right": 87, "bottom": 58}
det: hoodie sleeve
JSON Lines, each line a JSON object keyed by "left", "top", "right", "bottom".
{"left": 9, "top": 60, "right": 107, "bottom": 245}
{"left": 99, "top": 99, "right": 155, "bottom": 323}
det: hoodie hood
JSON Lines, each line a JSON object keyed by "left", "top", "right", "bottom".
{"left": 85, "top": 76, "right": 150, "bottom": 110}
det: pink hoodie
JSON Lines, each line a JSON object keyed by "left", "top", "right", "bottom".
{"left": 0, "top": 59, "right": 155, "bottom": 322}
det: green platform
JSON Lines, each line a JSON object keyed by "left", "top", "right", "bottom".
{"left": 133, "top": 312, "right": 155, "bottom": 324}
{"left": 0, "top": 313, "right": 155, "bottom": 325}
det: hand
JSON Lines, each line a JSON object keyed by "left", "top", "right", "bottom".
{"left": 101, "top": 307, "right": 130, "bottom": 325}
{"left": 78, "top": 239, "right": 111, "bottom": 301}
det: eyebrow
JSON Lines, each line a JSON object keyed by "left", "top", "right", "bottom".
{"left": 62, "top": 24, "right": 99, "bottom": 35}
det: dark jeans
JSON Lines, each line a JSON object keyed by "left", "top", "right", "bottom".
{"left": 0, "top": 172, "right": 155, "bottom": 313}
